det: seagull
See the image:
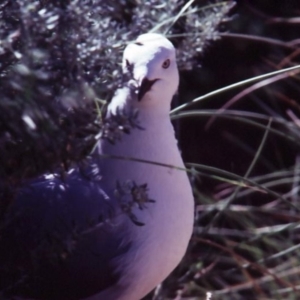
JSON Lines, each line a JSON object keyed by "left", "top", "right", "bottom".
{"left": 0, "top": 33, "right": 194, "bottom": 300}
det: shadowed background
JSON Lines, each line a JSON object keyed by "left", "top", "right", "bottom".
{"left": 1, "top": 0, "right": 300, "bottom": 299}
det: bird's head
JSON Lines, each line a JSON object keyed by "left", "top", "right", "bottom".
{"left": 122, "top": 33, "right": 179, "bottom": 111}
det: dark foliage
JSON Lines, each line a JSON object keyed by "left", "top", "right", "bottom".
{"left": 0, "top": 0, "right": 234, "bottom": 187}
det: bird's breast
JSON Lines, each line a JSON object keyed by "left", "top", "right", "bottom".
{"left": 98, "top": 117, "right": 194, "bottom": 299}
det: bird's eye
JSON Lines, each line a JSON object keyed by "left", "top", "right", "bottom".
{"left": 162, "top": 59, "right": 170, "bottom": 69}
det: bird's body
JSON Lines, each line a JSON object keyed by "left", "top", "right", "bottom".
{"left": 0, "top": 33, "right": 194, "bottom": 300}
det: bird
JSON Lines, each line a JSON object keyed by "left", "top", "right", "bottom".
{"left": 0, "top": 33, "right": 194, "bottom": 300}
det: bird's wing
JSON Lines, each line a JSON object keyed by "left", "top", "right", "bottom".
{"left": 0, "top": 167, "right": 132, "bottom": 300}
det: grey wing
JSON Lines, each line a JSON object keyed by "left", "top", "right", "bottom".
{"left": 0, "top": 169, "right": 132, "bottom": 300}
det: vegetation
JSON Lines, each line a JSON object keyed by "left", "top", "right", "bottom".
{"left": 1, "top": 0, "right": 300, "bottom": 299}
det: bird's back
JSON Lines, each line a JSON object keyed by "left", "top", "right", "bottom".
{"left": 0, "top": 169, "right": 132, "bottom": 299}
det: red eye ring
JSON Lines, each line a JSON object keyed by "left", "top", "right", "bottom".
{"left": 162, "top": 59, "right": 170, "bottom": 69}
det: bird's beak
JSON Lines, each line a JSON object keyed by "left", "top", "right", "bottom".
{"left": 138, "top": 78, "right": 158, "bottom": 101}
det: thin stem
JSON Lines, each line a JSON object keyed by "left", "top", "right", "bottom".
{"left": 171, "top": 65, "right": 300, "bottom": 115}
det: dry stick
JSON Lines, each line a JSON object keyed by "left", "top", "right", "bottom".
{"left": 195, "top": 237, "right": 296, "bottom": 296}
{"left": 205, "top": 69, "right": 300, "bottom": 129}
{"left": 220, "top": 32, "right": 300, "bottom": 48}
